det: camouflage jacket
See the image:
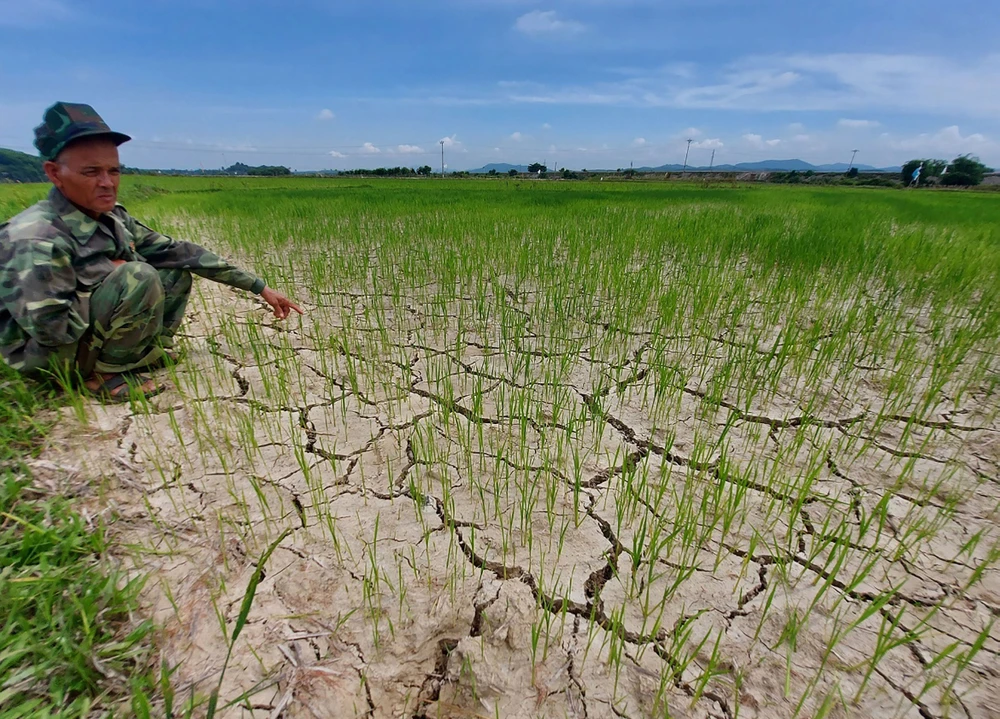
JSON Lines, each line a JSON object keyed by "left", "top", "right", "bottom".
{"left": 0, "top": 187, "right": 265, "bottom": 362}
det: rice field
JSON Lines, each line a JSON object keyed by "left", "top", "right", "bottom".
{"left": 10, "top": 177, "right": 1000, "bottom": 718}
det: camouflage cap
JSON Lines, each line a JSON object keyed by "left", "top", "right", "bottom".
{"left": 33, "top": 102, "right": 131, "bottom": 161}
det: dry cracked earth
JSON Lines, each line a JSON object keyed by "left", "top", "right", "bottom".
{"left": 36, "top": 277, "right": 1000, "bottom": 719}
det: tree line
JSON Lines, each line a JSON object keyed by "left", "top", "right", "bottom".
{"left": 901, "top": 156, "right": 992, "bottom": 187}
{"left": 225, "top": 162, "right": 291, "bottom": 176}
{"left": 337, "top": 166, "right": 434, "bottom": 177}
{"left": 118, "top": 162, "right": 293, "bottom": 177}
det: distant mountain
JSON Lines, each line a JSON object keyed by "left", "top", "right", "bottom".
{"left": 634, "top": 164, "right": 688, "bottom": 172}
{"left": 721, "top": 159, "right": 818, "bottom": 172}
{"left": 0, "top": 147, "right": 45, "bottom": 183}
{"left": 468, "top": 163, "right": 531, "bottom": 174}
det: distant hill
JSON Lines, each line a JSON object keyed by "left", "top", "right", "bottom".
{"left": 712, "top": 159, "right": 821, "bottom": 172}
{"left": 0, "top": 148, "right": 45, "bottom": 183}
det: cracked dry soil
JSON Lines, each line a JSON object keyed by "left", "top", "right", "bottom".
{"left": 40, "top": 273, "right": 1000, "bottom": 719}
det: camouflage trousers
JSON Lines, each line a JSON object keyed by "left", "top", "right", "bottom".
{"left": 21, "top": 262, "right": 192, "bottom": 377}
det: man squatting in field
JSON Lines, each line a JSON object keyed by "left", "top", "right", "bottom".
{"left": 0, "top": 102, "right": 303, "bottom": 401}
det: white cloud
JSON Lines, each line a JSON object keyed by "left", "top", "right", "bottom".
{"left": 886, "top": 125, "right": 994, "bottom": 157}
{"left": 632, "top": 137, "right": 647, "bottom": 147}
{"left": 396, "top": 144, "right": 425, "bottom": 154}
{"left": 510, "top": 131, "right": 523, "bottom": 141}
{"left": 515, "top": 10, "right": 585, "bottom": 36}
{"left": 439, "top": 135, "right": 461, "bottom": 149}
{"left": 678, "top": 54, "right": 1000, "bottom": 116}
{"left": 542, "top": 123, "right": 552, "bottom": 130}
{"left": 329, "top": 150, "right": 346, "bottom": 158}
{"left": 0, "top": 0, "right": 72, "bottom": 27}
{"left": 742, "top": 133, "right": 781, "bottom": 149}
{"left": 791, "top": 134, "right": 811, "bottom": 142}
{"left": 788, "top": 122, "right": 806, "bottom": 132}
{"left": 480, "top": 53, "right": 1000, "bottom": 118}
{"left": 677, "top": 127, "right": 704, "bottom": 139}
{"left": 661, "top": 62, "right": 697, "bottom": 80}
{"left": 317, "top": 108, "right": 335, "bottom": 121}
{"left": 504, "top": 88, "right": 631, "bottom": 105}
{"left": 838, "top": 118, "right": 879, "bottom": 128}
{"left": 692, "top": 138, "right": 723, "bottom": 150}
{"left": 361, "top": 142, "right": 381, "bottom": 154}
{"left": 548, "top": 144, "right": 557, "bottom": 153}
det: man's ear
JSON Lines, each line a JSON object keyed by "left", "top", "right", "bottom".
{"left": 43, "top": 160, "right": 63, "bottom": 188}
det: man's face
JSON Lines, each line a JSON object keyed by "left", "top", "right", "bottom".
{"left": 43, "top": 138, "right": 121, "bottom": 217}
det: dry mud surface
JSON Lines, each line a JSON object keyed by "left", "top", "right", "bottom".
{"left": 40, "top": 280, "right": 1000, "bottom": 719}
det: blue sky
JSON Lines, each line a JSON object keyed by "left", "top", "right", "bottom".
{"left": 2, "top": 0, "right": 998, "bottom": 171}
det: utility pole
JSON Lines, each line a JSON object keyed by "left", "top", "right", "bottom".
{"left": 709, "top": 149, "right": 715, "bottom": 170}
{"left": 440, "top": 140, "right": 445, "bottom": 176}
{"left": 848, "top": 149, "right": 859, "bottom": 172}
{"left": 682, "top": 139, "right": 693, "bottom": 172}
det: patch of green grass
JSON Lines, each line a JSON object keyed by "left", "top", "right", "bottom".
{"left": 0, "top": 363, "right": 155, "bottom": 717}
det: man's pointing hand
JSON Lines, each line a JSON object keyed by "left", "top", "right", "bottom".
{"left": 260, "top": 286, "right": 304, "bottom": 320}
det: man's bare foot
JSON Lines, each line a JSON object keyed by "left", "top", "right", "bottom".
{"left": 84, "top": 372, "right": 164, "bottom": 402}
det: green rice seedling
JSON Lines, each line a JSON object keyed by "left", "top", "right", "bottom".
{"left": 205, "top": 528, "right": 291, "bottom": 719}
{"left": 850, "top": 605, "right": 925, "bottom": 704}
{"left": 934, "top": 619, "right": 995, "bottom": 711}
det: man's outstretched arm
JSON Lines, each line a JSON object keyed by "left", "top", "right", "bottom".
{"left": 122, "top": 210, "right": 303, "bottom": 318}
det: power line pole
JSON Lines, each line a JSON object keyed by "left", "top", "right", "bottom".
{"left": 848, "top": 149, "right": 859, "bottom": 172}
{"left": 440, "top": 140, "right": 445, "bottom": 176}
{"left": 709, "top": 149, "right": 715, "bottom": 170}
{"left": 682, "top": 139, "right": 693, "bottom": 172}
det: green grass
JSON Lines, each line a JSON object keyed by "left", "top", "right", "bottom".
{"left": 0, "top": 364, "right": 155, "bottom": 717}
